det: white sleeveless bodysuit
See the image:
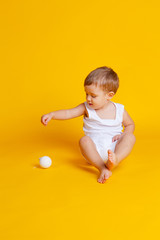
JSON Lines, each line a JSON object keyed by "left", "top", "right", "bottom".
{"left": 83, "top": 101, "right": 124, "bottom": 162}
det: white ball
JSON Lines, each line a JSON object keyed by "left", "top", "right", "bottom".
{"left": 39, "top": 156, "right": 52, "bottom": 168}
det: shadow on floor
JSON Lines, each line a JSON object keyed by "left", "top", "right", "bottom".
{"left": 67, "top": 157, "right": 99, "bottom": 175}
{"left": 32, "top": 126, "right": 82, "bottom": 155}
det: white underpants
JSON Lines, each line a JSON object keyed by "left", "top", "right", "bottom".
{"left": 86, "top": 134, "right": 118, "bottom": 162}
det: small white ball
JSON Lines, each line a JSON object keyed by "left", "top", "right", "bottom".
{"left": 39, "top": 156, "right": 52, "bottom": 168}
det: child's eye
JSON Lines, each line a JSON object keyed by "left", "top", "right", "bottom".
{"left": 92, "top": 95, "right": 96, "bottom": 98}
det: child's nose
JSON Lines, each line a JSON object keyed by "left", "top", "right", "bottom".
{"left": 87, "top": 95, "right": 91, "bottom": 102}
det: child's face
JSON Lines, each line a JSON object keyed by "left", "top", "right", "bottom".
{"left": 84, "top": 84, "right": 114, "bottom": 110}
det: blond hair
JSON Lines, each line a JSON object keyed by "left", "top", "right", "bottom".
{"left": 84, "top": 66, "right": 119, "bottom": 93}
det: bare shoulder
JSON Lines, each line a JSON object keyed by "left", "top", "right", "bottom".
{"left": 122, "top": 108, "right": 135, "bottom": 127}
{"left": 72, "top": 102, "right": 89, "bottom": 118}
{"left": 65, "top": 103, "right": 86, "bottom": 119}
{"left": 76, "top": 103, "right": 86, "bottom": 113}
{"left": 71, "top": 103, "right": 86, "bottom": 117}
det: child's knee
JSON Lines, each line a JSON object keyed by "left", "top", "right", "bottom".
{"left": 124, "top": 132, "right": 136, "bottom": 144}
{"left": 129, "top": 133, "right": 136, "bottom": 144}
{"left": 79, "top": 136, "right": 91, "bottom": 147}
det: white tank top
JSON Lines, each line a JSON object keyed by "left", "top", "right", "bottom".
{"left": 83, "top": 101, "right": 124, "bottom": 137}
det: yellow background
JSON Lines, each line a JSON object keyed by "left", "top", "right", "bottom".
{"left": 0, "top": 1, "right": 160, "bottom": 239}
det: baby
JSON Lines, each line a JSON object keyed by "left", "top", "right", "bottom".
{"left": 41, "top": 66, "right": 136, "bottom": 184}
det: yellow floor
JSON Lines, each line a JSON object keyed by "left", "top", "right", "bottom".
{"left": 1, "top": 128, "right": 160, "bottom": 240}
{"left": 1, "top": 1, "right": 160, "bottom": 239}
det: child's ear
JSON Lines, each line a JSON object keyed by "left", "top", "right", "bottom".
{"left": 109, "top": 91, "right": 115, "bottom": 97}
{"left": 107, "top": 91, "right": 115, "bottom": 99}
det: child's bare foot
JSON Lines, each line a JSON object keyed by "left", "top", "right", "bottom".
{"left": 105, "top": 149, "right": 118, "bottom": 170}
{"left": 97, "top": 168, "right": 112, "bottom": 184}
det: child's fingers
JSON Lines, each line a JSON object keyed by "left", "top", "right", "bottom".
{"left": 41, "top": 114, "right": 52, "bottom": 125}
{"left": 112, "top": 137, "right": 116, "bottom": 142}
{"left": 41, "top": 116, "right": 48, "bottom": 125}
{"left": 44, "top": 117, "right": 51, "bottom": 125}
{"left": 44, "top": 118, "right": 49, "bottom": 124}
{"left": 112, "top": 135, "right": 121, "bottom": 142}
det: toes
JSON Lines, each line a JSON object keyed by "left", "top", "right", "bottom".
{"left": 102, "top": 174, "right": 109, "bottom": 183}
{"left": 98, "top": 179, "right": 104, "bottom": 184}
{"left": 97, "top": 175, "right": 104, "bottom": 184}
{"left": 97, "top": 178, "right": 101, "bottom": 183}
{"left": 108, "top": 150, "right": 113, "bottom": 160}
{"left": 97, "top": 176, "right": 103, "bottom": 183}
{"left": 98, "top": 178, "right": 105, "bottom": 184}
{"left": 98, "top": 169, "right": 112, "bottom": 184}
{"left": 103, "top": 174, "right": 109, "bottom": 182}
{"left": 108, "top": 149, "right": 112, "bottom": 154}
{"left": 102, "top": 179, "right": 106, "bottom": 184}
{"left": 98, "top": 173, "right": 110, "bottom": 184}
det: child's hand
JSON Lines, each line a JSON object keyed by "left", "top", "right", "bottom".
{"left": 112, "top": 134, "right": 122, "bottom": 142}
{"left": 41, "top": 113, "right": 53, "bottom": 126}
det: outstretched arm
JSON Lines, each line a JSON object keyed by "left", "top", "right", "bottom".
{"left": 41, "top": 103, "right": 85, "bottom": 126}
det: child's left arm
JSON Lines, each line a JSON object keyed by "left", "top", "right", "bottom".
{"left": 122, "top": 109, "right": 135, "bottom": 134}
{"left": 112, "top": 109, "right": 135, "bottom": 142}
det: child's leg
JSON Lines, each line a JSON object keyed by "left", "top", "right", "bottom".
{"left": 106, "top": 132, "right": 136, "bottom": 170}
{"left": 79, "top": 136, "right": 112, "bottom": 183}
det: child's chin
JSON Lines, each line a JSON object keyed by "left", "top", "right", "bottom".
{"left": 89, "top": 104, "right": 95, "bottom": 109}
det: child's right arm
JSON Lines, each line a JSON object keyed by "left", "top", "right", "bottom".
{"left": 41, "top": 103, "right": 86, "bottom": 126}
